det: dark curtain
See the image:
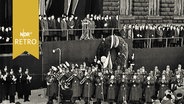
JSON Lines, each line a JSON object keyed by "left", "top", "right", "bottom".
{"left": 7, "top": 0, "right": 12, "bottom": 27}
{"left": 46, "top": 0, "right": 64, "bottom": 17}
{"left": 0, "top": 0, "right": 12, "bottom": 27}
{"left": 85, "top": 0, "right": 103, "bottom": 15}
{"left": 45, "top": 0, "right": 103, "bottom": 19}
{"left": 0, "top": 0, "right": 5, "bottom": 26}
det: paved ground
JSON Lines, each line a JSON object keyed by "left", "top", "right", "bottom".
{"left": 1, "top": 89, "right": 113, "bottom": 104}
{"left": 2, "top": 89, "right": 48, "bottom": 104}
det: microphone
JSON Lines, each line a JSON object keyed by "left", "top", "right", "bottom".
{"left": 53, "top": 49, "right": 56, "bottom": 53}
{"left": 53, "top": 48, "right": 61, "bottom": 53}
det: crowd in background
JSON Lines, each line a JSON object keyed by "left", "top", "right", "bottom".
{"left": 0, "top": 26, "right": 12, "bottom": 43}
{"left": 46, "top": 58, "right": 184, "bottom": 104}
{"left": 39, "top": 14, "right": 184, "bottom": 48}
{"left": 39, "top": 14, "right": 119, "bottom": 41}
{"left": 1, "top": 14, "right": 184, "bottom": 48}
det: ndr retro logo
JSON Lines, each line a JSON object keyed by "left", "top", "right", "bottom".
{"left": 15, "top": 29, "right": 37, "bottom": 45}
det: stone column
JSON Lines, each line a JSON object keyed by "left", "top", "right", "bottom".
{"left": 64, "top": 0, "right": 72, "bottom": 15}
{"left": 120, "top": 0, "right": 132, "bottom": 15}
{"left": 149, "top": 0, "right": 159, "bottom": 16}
{"left": 129, "top": 0, "right": 132, "bottom": 15}
{"left": 71, "top": 0, "right": 79, "bottom": 15}
{"left": 120, "top": 0, "right": 126, "bottom": 15}
{"left": 149, "top": 0, "right": 154, "bottom": 15}
{"left": 156, "top": 0, "right": 160, "bottom": 16}
{"left": 174, "top": 0, "right": 184, "bottom": 16}
{"left": 40, "top": 0, "right": 45, "bottom": 16}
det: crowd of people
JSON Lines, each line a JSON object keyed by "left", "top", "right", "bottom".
{"left": 0, "top": 66, "right": 32, "bottom": 103}
{"left": 39, "top": 14, "right": 184, "bottom": 48}
{"left": 1, "top": 14, "right": 184, "bottom": 47}
{"left": 46, "top": 59, "right": 184, "bottom": 104}
{"left": 130, "top": 24, "right": 184, "bottom": 48}
{"left": 39, "top": 14, "right": 119, "bottom": 41}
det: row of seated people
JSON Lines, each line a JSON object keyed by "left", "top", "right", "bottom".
{"left": 46, "top": 61, "right": 184, "bottom": 104}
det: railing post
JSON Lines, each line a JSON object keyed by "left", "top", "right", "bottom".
{"left": 66, "top": 30, "right": 69, "bottom": 41}
{"left": 181, "top": 37, "right": 183, "bottom": 47}
{"left": 111, "top": 28, "right": 114, "bottom": 35}
{"left": 42, "top": 29, "right": 44, "bottom": 42}
{"left": 149, "top": 38, "right": 152, "bottom": 48}
{"left": 166, "top": 38, "right": 168, "bottom": 48}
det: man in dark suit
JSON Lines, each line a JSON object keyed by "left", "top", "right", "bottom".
{"left": 56, "top": 17, "right": 62, "bottom": 41}
{"left": 3, "top": 66, "right": 9, "bottom": 100}
{"left": 41, "top": 16, "right": 49, "bottom": 41}
{"left": 7, "top": 69, "right": 17, "bottom": 103}
{"left": 60, "top": 16, "right": 67, "bottom": 41}
{"left": 0, "top": 27, "right": 3, "bottom": 43}
{"left": 67, "top": 15, "right": 75, "bottom": 40}
{"left": 16, "top": 67, "right": 23, "bottom": 99}
{"left": 61, "top": 83, "right": 73, "bottom": 104}
{"left": 179, "top": 26, "right": 184, "bottom": 45}
{"left": 22, "top": 69, "right": 32, "bottom": 102}
{"left": 0, "top": 70, "right": 4, "bottom": 103}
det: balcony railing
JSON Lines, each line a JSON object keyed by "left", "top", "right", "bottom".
{"left": 0, "top": 28, "right": 184, "bottom": 54}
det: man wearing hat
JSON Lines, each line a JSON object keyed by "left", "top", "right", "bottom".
{"left": 46, "top": 66, "right": 58, "bottom": 104}
{"left": 117, "top": 73, "right": 129, "bottom": 104}
{"left": 175, "top": 93, "right": 184, "bottom": 104}
{"left": 107, "top": 75, "right": 116, "bottom": 104}
{"left": 71, "top": 67, "right": 82, "bottom": 103}
{"left": 60, "top": 83, "right": 73, "bottom": 104}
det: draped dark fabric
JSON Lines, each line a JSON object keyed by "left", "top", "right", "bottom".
{"left": 7, "top": 0, "right": 12, "bottom": 27}
{"left": 46, "top": 0, "right": 64, "bottom": 17}
{"left": 86, "top": 0, "right": 103, "bottom": 15}
{"left": 0, "top": 0, "right": 5, "bottom": 26}
{"left": 45, "top": 0, "right": 103, "bottom": 19}
{"left": 0, "top": 0, "right": 12, "bottom": 27}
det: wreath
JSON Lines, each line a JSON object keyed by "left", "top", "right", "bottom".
{"left": 96, "top": 35, "right": 128, "bottom": 70}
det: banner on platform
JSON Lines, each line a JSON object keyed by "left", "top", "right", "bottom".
{"left": 13, "top": 0, "right": 39, "bottom": 59}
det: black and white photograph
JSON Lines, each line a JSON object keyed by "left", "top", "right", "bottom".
{"left": 0, "top": 0, "right": 184, "bottom": 104}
